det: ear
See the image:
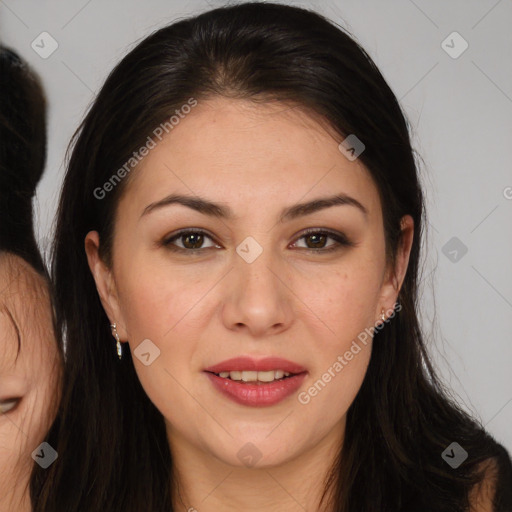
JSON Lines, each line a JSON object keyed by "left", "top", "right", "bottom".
{"left": 84, "top": 231, "right": 128, "bottom": 340}
{"left": 376, "top": 214, "right": 414, "bottom": 321}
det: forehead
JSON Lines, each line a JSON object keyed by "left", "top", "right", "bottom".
{"left": 0, "top": 260, "right": 22, "bottom": 372}
{"left": 0, "top": 254, "right": 51, "bottom": 373}
{"left": 0, "top": 303, "right": 19, "bottom": 371}
{"left": 120, "top": 98, "right": 380, "bottom": 219}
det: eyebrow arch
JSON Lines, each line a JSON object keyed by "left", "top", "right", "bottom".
{"left": 140, "top": 193, "right": 368, "bottom": 222}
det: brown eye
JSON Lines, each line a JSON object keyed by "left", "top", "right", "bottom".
{"left": 0, "top": 398, "right": 21, "bottom": 415}
{"left": 180, "top": 232, "right": 206, "bottom": 249}
{"left": 304, "top": 232, "right": 329, "bottom": 249}
{"left": 163, "top": 229, "right": 219, "bottom": 252}
{"left": 293, "top": 229, "right": 354, "bottom": 253}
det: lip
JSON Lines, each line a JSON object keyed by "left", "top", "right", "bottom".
{"left": 203, "top": 356, "right": 308, "bottom": 407}
{"left": 203, "top": 356, "right": 307, "bottom": 374}
{"left": 205, "top": 372, "right": 307, "bottom": 407}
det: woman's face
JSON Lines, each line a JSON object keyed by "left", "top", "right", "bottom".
{"left": 0, "top": 254, "right": 61, "bottom": 511}
{"left": 86, "top": 97, "right": 413, "bottom": 469}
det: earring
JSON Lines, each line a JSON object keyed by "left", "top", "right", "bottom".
{"left": 110, "top": 322, "right": 123, "bottom": 360}
{"left": 380, "top": 308, "right": 386, "bottom": 323}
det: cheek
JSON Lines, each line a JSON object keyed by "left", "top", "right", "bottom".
{"left": 116, "top": 251, "right": 209, "bottom": 342}
{"left": 297, "top": 342, "right": 372, "bottom": 437}
{"left": 115, "top": 260, "right": 205, "bottom": 414}
{"left": 291, "top": 254, "right": 380, "bottom": 414}
{"left": 292, "top": 254, "right": 383, "bottom": 346}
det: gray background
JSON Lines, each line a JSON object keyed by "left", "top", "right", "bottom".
{"left": 1, "top": 0, "right": 511, "bottom": 453}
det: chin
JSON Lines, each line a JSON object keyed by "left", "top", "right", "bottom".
{"left": 207, "top": 434, "right": 304, "bottom": 470}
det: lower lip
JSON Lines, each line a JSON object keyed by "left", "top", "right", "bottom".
{"left": 205, "top": 372, "right": 307, "bottom": 407}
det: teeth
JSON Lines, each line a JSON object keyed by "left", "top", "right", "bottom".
{"left": 255, "top": 371, "right": 274, "bottom": 382}
{"left": 241, "top": 371, "right": 258, "bottom": 382}
{"left": 217, "top": 370, "right": 293, "bottom": 382}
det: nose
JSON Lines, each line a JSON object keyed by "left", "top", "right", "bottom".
{"left": 220, "top": 238, "right": 294, "bottom": 338}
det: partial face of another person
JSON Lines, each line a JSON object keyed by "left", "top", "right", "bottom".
{"left": 0, "top": 253, "right": 61, "bottom": 512}
{"left": 86, "top": 98, "right": 413, "bottom": 469}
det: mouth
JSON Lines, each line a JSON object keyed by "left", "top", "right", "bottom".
{"left": 203, "top": 356, "right": 308, "bottom": 406}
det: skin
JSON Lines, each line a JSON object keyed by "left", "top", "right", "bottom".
{"left": 85, "top": 97, "right": 414, "bottom": 511}
{"left": 0, "top": 252, "right": 61, "bottom": 512}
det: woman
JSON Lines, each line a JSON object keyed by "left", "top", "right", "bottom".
{"left": 0, "top": 46, "right": 62, "bottom": 512}
{"left": 33, "top": 2, "right": 511, "bottom": 511}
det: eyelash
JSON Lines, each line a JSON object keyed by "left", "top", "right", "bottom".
{"left": 162, "top": 228, "right": 354, "bottom": 255}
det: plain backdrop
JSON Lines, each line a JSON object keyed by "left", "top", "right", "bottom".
{"left": 1, "top": 0, "right": 511, "bottom": 454}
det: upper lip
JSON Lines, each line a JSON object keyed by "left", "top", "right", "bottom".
{"left": 204, "top": 356, "right": 307, "bottom": 374}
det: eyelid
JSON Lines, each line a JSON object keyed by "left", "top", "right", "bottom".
{"left": 163, "top": 228, "right": 220, "bottom": 251}
{"left": 291, "top": 228, "right": 354, "bottom": 253}
{"left": 295, "top": 227, "right": 352, "bottom": 244}
{"left": 0, "top": 397, "right": 22, "bottom": 415}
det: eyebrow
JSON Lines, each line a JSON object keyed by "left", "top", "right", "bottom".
{"left": 140, "top": 193, "right": 368, "bottom": 223}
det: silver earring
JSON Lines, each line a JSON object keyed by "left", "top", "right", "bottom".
{"left": 110, "top": 322, "right": 122, "bottom": 360}
{"left": 380, "top": 308, "right": 386, "bottom": 323}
